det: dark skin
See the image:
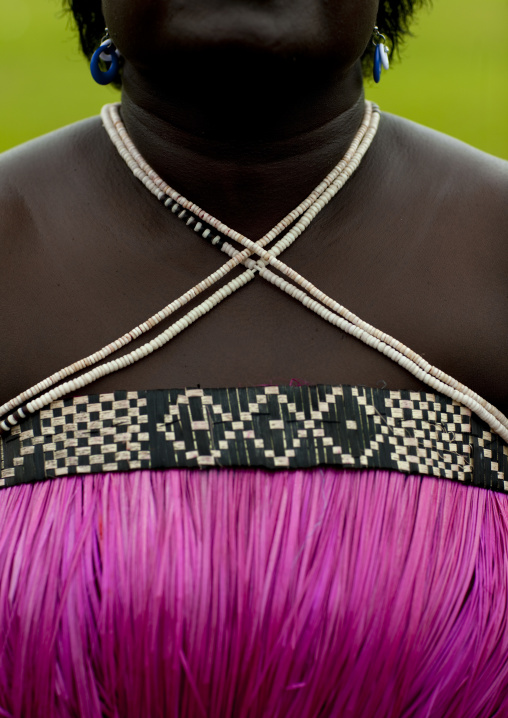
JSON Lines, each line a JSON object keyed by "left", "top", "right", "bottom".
{"left": 1, "top": 0, "right": 507, "bottom": 416}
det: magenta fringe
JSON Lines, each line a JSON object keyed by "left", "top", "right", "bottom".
{"left": 0, "top": 468, "right": 508, "bottom": 717}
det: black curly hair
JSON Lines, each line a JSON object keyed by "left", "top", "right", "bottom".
{"left": 65, "top": 0, "right": 428, "bottom": 77}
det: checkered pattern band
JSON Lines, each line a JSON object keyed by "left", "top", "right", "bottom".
{"left": 1, "top": 385, "right": 507, "bottom": 491}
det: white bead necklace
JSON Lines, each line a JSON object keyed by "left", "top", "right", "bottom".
{"left": 2, "top": 101, "right": 508, "bottom": 444}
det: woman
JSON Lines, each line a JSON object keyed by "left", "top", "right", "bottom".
{"left": 0, "top": 0, "right": 507, "bottom": 715}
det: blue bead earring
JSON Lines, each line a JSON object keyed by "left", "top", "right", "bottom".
{"left": 372, "top": 27, "right": 390, "bottom": 83}
{"left": 90, "top": 30, "right": 121, "bottom": 85}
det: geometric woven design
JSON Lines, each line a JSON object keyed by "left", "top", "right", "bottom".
{"left": 1, "top": 384, "right": 507, "bottom": 492}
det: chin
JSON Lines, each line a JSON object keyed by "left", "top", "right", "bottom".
{"left": 183, "top": 8, "right": 316, "bottom": 43}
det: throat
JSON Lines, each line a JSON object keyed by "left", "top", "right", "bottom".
{"left": 117, "top": 89, "right": 368, "bottom": 237}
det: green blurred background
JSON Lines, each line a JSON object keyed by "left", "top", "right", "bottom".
{"left": 1, "top": 0, "right": 507, "bottom": 157}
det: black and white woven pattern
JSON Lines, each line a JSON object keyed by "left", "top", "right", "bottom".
{"left": 1, "top": 385, "right": 506, "bottom": 491}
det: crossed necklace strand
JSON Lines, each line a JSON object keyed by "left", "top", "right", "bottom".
{"left": 2, "top": 101, "right": 508, "bottom": 443}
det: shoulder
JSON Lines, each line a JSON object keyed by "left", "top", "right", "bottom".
{"left": 0, "top": 116, "right": 104, "bottom": 181}
{"left": 378, "top": 112, "right": 508, "bottom": 222}
{"left": 364, "top": 112, "right": 508, "bottom": 412}
{"left": 0, "top": 117, "right": 133, "bottom": 407}
{"left": 370, "top": 112, "right": 508, "bottom": 271}
{"left": 0, "top": 116, "right": 121, "bottom": 277}
{"left": 0, "top": 117, "right": 108, "bottom": 235}
{"left": 380, "top": 111, "right": 508, "bottom": 176}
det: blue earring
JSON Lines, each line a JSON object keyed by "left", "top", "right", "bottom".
{"left": 372, "top": 27, "right": 390, "bottom": 83}
{"left": 90, "top": 30, "right": 120, "bottom": 85}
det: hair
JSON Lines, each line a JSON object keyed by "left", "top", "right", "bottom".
{"left": 64, "top": 0, "right": 429, "bottom": 78}
{"left": 1, "top": 467, "right": 508, "bottom": 716}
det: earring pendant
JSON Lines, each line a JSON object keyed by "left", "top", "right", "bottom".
{"left": 90, "top": 31, "right": 120, "bottom": 85}
{"left": 372, "top": 27, "right": 390, "bottom": 84}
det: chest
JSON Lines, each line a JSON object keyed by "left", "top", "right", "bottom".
{"left": 1, "top": 205, "right": 507, "bottom": 416}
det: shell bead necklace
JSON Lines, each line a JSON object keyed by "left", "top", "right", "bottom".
{"left": 1, "top": 103, "right": 507, "bottom": 441}
{"left": 0, "top": 101, "right": 378, "bottom": 432}
{"left": 2, "top": 101, "right": 508, "bottom": 441}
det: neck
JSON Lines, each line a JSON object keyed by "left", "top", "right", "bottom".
{"left": 119, "top": 59, "right": 366, "bottom": 238}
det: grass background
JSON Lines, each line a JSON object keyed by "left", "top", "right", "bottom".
{"left": 1, "top": 0, "right": 507, "bottom": 158}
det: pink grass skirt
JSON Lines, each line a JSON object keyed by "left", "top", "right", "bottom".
{"left": 0, "top": 467, "right": 507, "bottom": 717}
